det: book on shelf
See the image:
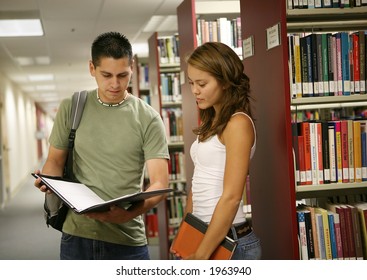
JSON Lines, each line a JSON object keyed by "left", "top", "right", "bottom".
{"left": 289, "top": 28, "right": 366, "bottom": 98}
{"left": 351, "top": 202, "right": 367, "bottom": 259}
{"left": 353, "top": 120, "right": 362, "bottom": 182}
{"left": 315, "top": 212, "right": 327, "bottom": 259}
{"left": 170, "top": 213, "right": 237, "bottom": 260}
{"left": 315, "top": 207, "right": 332, "bottom": 259}
{"left": 332, "top": 211, "right": 344, "bottom": 260}
{"left": 327, "top": 211, "right": 338, "bottom": 259}
{"left": 348, "top": 204, "right": 364, "bottom": 260}
{"left": 360, "top": 120, "right": 367, "bottom": 181}
{"left": 359, "top": 31, "right": 366, "bottom": 94}
{"left": 297, "top": 205, "right": 316, "bottom": 259}
{"left": 341, "top": 204, "right": 357, "bottom": 259}
{"left": 341, "top": 120, "right": 350, "bottom": 183}
{"left": 325, "top": 202, "right": 348, "bottom": 259}
{"left": 32, "top": 173, "right": 173, "bottom": 214}
{"left": 328, "top": 122, "right": 337, "bottom": 183}
{"left": 297, "top": 209, "right": 310, "bottom": 260}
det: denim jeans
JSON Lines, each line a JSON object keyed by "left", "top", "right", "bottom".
{"left": 231, "top": 231, "right": 262, "bottom": 260}
{"left": 60, "top": 233, "right": 150, "bottom": 260}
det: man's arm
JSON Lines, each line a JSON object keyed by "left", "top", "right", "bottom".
{"left": 85, "top": 158, "right": 169, "bottom": 224}
{"left": 34, "top": 145, "right": 68, "bottom": 192}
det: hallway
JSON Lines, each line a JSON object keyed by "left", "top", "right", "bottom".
{"left": 0, "top": 174, "right": 60, "bottom": 259}
{"left": 0, "top": 174, "right": 159, "bottom": 260}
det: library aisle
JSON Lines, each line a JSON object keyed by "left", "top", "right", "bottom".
{"left": 0, "top": 174, "right": 159, "bottom": 260}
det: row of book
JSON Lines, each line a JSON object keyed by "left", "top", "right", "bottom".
{"left": 293, "top": 119, "right": 367, "bottom": 185}
{"left": 288, "top": 0, "right": 367, "bottom": 9}
{"left": 160, "top": 72, "right": 182, "bottom": 103}
{"left": 288, "top": 31, "right": 366, "bottom": 99}
{"left": 162, "top": 108, "right": 184, "bottom": 143}
{"left": 158, "top": 35, "right": 180, "bottom": 65}
{"left": 146, "top": 182, "right": 186, "bottom": 239}
{"left": 196, "top": 17, "right": 242, "bottom": 50}
{"left": 138, "top": 63, "right": 149, "bottom": 90}
{"left": 169, "top": 151, "right": 186, "bottom": 181}
{"left": 296, "top": 200, "right": 367, "bottom": 260}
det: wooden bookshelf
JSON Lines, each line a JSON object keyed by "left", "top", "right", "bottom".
{"left": 148, "top": 31, "right": 186, "bottom": 259}
{"left": 241, "top": 0, "right": 367, "bottom": 260}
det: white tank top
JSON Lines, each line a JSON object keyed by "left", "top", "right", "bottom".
{"left": 190, "top": 113, "right": 256, "bottom": 224}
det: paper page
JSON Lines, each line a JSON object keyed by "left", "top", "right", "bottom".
{"left": 42, "top": 177, "right": 105, "bottom": 211}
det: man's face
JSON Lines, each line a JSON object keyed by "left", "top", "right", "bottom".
{"left": 89, "top": 56, "right": 133, "bottom": 103}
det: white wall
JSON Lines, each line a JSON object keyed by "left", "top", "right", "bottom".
{"left": 0, "top": 72, "right": 53, "bottom": 201}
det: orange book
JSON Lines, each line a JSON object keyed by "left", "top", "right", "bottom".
{"left": 170, "top": 213, "right": 237, "bottom": 260}
{"left": 353, "top": 121, "right": 362, "bottom": 182}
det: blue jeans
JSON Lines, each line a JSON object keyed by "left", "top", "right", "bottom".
{"left": 231, "top": 231, "right": 262, "bottom": 260}
{"left": 60, "top": 233, "right": 150, "bottom": 260}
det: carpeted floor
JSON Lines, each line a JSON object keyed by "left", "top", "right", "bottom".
{"left": 0, "top": 174, "right": 159, "bottom": 260}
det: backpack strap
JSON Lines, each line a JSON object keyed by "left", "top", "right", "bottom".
{"left": 70, "top": 90, "right": 88, "bottom": 129}
{"left": 64, "top": 90, "right": 87, "bottom": 180}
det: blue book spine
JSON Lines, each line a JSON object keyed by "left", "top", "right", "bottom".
{"left": 328, "top": 212, "right": 338, "bottom": 259}
{"left": 340, "top": 32, "right": 350, "bottom": 95}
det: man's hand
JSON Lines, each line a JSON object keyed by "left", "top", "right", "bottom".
{"left": 84, "top": 203, "right": 141, "bottom": 224}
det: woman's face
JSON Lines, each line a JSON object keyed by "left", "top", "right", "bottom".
{"left": 187, "top": 64, "right": 224, "bottom": 111}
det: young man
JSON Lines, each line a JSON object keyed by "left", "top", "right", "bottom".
{"left": 34, "top": 32, "right": 169, "bottom": 260}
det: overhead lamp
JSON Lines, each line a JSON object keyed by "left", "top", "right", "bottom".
{"left": 0, "top": 11, "right": 44, "bottom": 37}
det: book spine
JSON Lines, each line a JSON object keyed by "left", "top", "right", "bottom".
{"left": 335, "top": 33, "right": 343, "bottom": 96}
{"left": 328, "top": 122, "right": 337, "bottom": 183}
{"left": 322, "top": 33, "right": 330, "bottom": 96}
{"left": 316, "top": 122, "right": 324, "bottom": 184}
{"left": 294, "top": 34, "right": 303, "bottom": 98}
{"left": 322, "top": 121, "right": 331, "bottom": 184}
{"left": 341, "top": 120, "right": 349, "bottom": 183}
{"left": 341, "top": 32, "right": 351, "bottom": 95}
{"left": 297, "top": 211, "right": 309, "bottom": 260}
{"left": 343, "top": 205, "right": 356, "bottom": 259}
{"left": 334, "top": 121, "right": 343, "bottom": 183}
{"left": 328, "top": 211, "right": 338, "bottom": 259}
{"left": 359, "top": 31, "right": 366, "bottom": 94}
{"left": 352, "top": 33, "right": 360, "bottom": 93}
{"left": 353, "top": 121, "right": 362, "bottom": 183}
{"left": 333, "top": 212, "right": 344, "bottom": 259}
{"left": 347, "top": 120, "right": 354, "bottom": 182}
{"left": 316, "top": 213, "right": 326, "bottom": 259}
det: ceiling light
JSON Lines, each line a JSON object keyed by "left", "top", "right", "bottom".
{"left": 35, "top": 56, "right": 50, "bottom": 65}
{"left": 36, "top": 85, "right": 56, "bottom": 91}
{"left": 0, "top": 10, "right": 44, "bottom": 37}
{"left": 16, "top": 57, "right": 35, "bottom": 66}
{"left": 0, "top": 19, "right": 43, "bottom": 37}
{"left": 28, "top": 74, "right": 54, "bottom": 82}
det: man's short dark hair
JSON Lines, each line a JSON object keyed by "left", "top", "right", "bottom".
{"left": 91, "top": 32, "right": 133, "bottom": 67}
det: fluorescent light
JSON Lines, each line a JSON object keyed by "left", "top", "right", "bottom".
{"left": 36, "top": 85, "right": 56, "bottom": 91}
{"left": 16, "top": 57, "right": 35, "bottom": 66}
{"left": 0, "top": 19, "right": 43, "bottom": 37}
{"left": 28, "top": 74, "right": 54, "bottom": 82}
{"left": 35, "top": 56, "right": 50, "bottom": 65}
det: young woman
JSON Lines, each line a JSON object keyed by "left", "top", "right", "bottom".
{"left": 173, "top": 42, "right": 261, "bottom": 260}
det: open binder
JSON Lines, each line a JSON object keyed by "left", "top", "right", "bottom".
{"left": 32, "top": 173, "right": 173, "bottom": 214}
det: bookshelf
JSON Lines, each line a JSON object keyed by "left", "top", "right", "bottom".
{"left": 148, "top": 31, "right": 186, "bottom": 259}
{"left": 241, "top": 0, "right": 367, "bottom": 259}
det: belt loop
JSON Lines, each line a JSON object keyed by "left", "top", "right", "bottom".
{"left": 229, "top": 225, "right": 238, "bottom": 240}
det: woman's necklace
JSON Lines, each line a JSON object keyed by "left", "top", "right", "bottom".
{"left": 97, "top": 90, "right": 129, "bottom": 107}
